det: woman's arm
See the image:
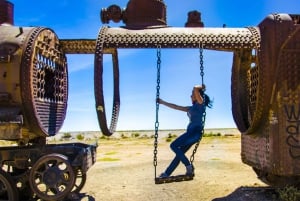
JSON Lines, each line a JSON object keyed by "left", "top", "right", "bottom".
{"left": 193, "top": 85, "right": 204, "bottom": 104}
{"left": 157, "top": 98, "right": 189, "bottom": 112}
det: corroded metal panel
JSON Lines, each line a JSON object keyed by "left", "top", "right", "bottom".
{"left": 0, "top": 25, "right": 68, "bottom": 141}
{"left": 235, "top": 14, "right": 300, "bottom": 186}
{"left": 60, "top": 39, "right": 96, "bottom": 54}
{"left": 100, "top": 26, "right": 259, "bottom": 50}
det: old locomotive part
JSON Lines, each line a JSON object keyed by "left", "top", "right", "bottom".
{"left": 238, "top": 14, "right": 300, "bottom": 187}
{"left": 0, "top": 2, "right": 98, "bottom": 201}
{"left": 29, "top": 153, "right": 75, "bottom": 201}
{"left": 0, "top": 0, "right": 13, "bottom": 25}
{"left": 101, "top": 0, "right": 167, "bottom": 29}
{"left": 0, "top": 25, "right": 68, "bottom": 141}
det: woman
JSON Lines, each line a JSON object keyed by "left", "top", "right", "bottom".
{"left": 157, "top": 85, "right": 212, "bottom": 178}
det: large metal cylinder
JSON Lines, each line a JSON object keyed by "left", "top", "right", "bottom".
{"left": 0, "top": 0, "right": 13, "bottom": 25}
{"left": 0, "top": 25, "right": 68, "bottom": 141}
{"left": 231, "top": 13, "right": 300, "bottom": 187}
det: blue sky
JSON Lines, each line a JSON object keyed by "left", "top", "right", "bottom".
{"left": 12, "top": 0, "right": 300, "bottom": 132}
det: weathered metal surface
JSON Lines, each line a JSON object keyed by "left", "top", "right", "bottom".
{"left": 0, "top": 2, "right": 97, "bottom": 200}
{"left": 0, "top": 0, "right": 13, "bottom": 25}
{"left": 0, "top": 142, "right": 97, "bottom": 199}
{"left": 60, "top": 39, "right": 96, "bottom": 54}
{"left": 185, "top": 10, "right": 204, "bottom": 27}
{"left": 98, "top": 26, "right": 260, "bottom": 50}
{"left": 101, "top": 0, "right": 167, "bottom": 29}
{"left": 0, "top": 25, "right": 68, "bottom": 141}
{"left": 60, "top": 25, "right": 260, "bottom": 53}
{"left": 231, "top": 13, "right": 300, "bottom": 187}
{"left": 94, "top": 27, "right": 120, "bottom": 136}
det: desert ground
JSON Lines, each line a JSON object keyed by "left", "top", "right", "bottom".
{"left": 69, "top": 129, "right": 281, "bottom": 201}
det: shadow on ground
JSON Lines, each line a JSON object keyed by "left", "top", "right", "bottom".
{"left": 212, "top": 186, "right": 280, "bottom": 201}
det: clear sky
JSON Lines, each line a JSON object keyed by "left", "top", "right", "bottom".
{"left": 12, "top": 0, "right": 300, "bottom": 132}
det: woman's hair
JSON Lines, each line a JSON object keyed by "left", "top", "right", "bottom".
{"left": 200, "top": 89, "right": 213, "bottom": 108}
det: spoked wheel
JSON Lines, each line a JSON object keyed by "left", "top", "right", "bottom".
{"left": 29, "top": 153, "right": 75, "bottom": 201}
{"left": 11, "top": 167, "right": 33, "bottom": 200}
{"left": 0, "top": 169, "right": 19, "bottom": 201}
{"left": 72, "top": 168, "right": 87, "bottom": 193}
{"left": 1, "top": 164, "right": 33, "bottom": 200}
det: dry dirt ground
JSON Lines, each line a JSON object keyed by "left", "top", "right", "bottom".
{"left": 75, "top": 135, "right": 281, "bottom": 201}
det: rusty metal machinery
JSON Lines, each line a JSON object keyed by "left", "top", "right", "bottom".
{"left": 0, "top": 23, "right": 68, "bottom": 142}
{"left": 0, "top": 1, "right": 96, "bottom": 200}
{"left": 0, "top": 0, "right": 299, "bottom": 200}
{"left": 236, "top": 14, "right": 300, "bottom": 187}
{"left": 88, "top": 0, "right": 300, "bottom": 188}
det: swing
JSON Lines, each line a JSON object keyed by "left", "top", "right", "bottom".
{"left": 154, "top": 44, "right": 207, "bottom": 184}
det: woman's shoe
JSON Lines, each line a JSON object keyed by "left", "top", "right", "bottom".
{"left": 185, "top": 164, "right": 194, "bottom": 177}
{"left": 158, "top": 172, "right": 169, "bottom": 178}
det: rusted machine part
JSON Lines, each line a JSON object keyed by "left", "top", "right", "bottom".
{"left": 60, "top": 39, "right": 119, "bottom": 54}
{"left": 94, "top": 26, "right": 120, "bottom": 136}
{"left": 231, "top": 49, "right": 253, "bottom": 133}
{"left": 72, "top": 168, "right": 87, "bottom": 193}
{"left": 94, "top": 26, "right": 260, "bottom": 136}
{"left": 185, "top": 10, "right": 204, "bottom": 28}
{"left": 59, "top": 39, "right": 120, "bottom": 137}
{"left": 0, "top": 25, "right": 68, "bottom": 141}
{"left": 233, "top": 13, "right": 300, "bottom": 187}
{"left": 231, "top": 15, "right": 299, "bottom": 135}
{"left": 98, "top": 26, "right": 259, "bottom": 50}
{"left": 0, "top": 168, "right": 19, "bottom": 200}
{"left": 60, "top": 39, "right": 96, "bottom": 54}
{"left": 61, "top": 30, "right": 258, "bottom": 53}
{"left": 0, "top": 142, "right": 96, "bottom": 200}
{"left": 0, "top": 0, "right": 13, "bottom": 25}
{"left": 29, "top": 153, "right": 75, "bottom": 201}
{"left": 101, "top": 0, "right": 167, "bottom": 29}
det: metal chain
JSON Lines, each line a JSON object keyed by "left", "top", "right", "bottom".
{"left": 199, "top": 43, "right": 204, "bottom": 85}
{"left": 153, "top": 46, "right": 161, "bottom": 178}
{"left": 190, "top": 43, "right": 206, "bottom": 164}
{"left": 190, "top": 111, "right": 206, "bottom": 164}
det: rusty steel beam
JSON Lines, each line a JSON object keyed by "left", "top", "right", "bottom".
{"left": 60, "top": 39, "right": 96, "bottom": 54}
{"left": 61, "top": 27, "right": 260, "bottom": 54}
{"left": 98, "top": 27, "right": 260, "bottom": 51}
{"left": 60, "top": 39, "right": 117, "bottom": 54}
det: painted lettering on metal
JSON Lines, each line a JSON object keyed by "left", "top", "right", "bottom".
{"left": 285, "top": 104, "right": 300, "bottom": 159}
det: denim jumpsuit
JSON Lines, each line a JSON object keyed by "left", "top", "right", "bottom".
{"left": 164, "top": 102, "right": 205, "bottom": 176}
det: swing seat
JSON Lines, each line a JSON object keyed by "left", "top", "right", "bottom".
{"left": 155, "top": 174, "right": 194, "bottom": 184}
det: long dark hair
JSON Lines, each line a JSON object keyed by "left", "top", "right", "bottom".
{"left": 200, "top": 90, "right": 213, "bottom": 108}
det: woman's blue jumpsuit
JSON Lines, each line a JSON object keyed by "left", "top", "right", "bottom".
{"left": 164, "top": 102, "right": 205, "bottom": 176}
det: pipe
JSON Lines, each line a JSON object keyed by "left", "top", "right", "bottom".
{"left": 0, "top": 0, "right": 14, "bottom": 25}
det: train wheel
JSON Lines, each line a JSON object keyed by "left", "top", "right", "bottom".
{"left": 29, "top": 154, "right": 75, "bottom": 201}
{"left": 0, "top": 169, "right": 19, "bottom": 201}
{"left": 10, "top": 167, "right": 33, "bottom": 200}
{"left": 72, "top": 168, "right": 87, "bottom": 193}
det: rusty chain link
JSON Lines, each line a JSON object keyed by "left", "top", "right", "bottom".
{"left": 153, "top": 45, "right": 161, "bottom": 178}
{"left": 189, "top": 43, "right": 206, "bottom": 165}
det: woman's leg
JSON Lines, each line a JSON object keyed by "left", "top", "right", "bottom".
{"left": 164, "top": 144, "right": 192, "bottom": 176}
{"left": 161, "top": 126, "right": 202, "bottom": 177}
{"left": 170, "top": 132, "right": 200, "bottom": 166}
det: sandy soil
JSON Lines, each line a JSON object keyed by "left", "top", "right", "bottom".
{"left": 76, "top": 135, "right": 280, "bottom": 201}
